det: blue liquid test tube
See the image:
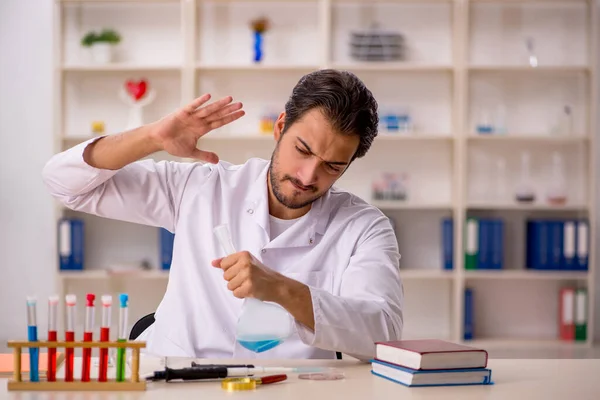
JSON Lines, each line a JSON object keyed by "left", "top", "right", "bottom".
{"left": 26, "top": 297, "right": 39, "bottom": 382}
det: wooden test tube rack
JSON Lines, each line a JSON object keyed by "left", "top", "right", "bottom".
{"left": 6, "top": 340, "right": 147, "bottom": 391}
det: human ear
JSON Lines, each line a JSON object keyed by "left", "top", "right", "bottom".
{"left": 273, "top": 112, "right": 286, "bottom": 142}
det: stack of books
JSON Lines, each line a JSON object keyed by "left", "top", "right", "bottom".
{"left": 370, "top": 339, "right": 493, "bottom": 387}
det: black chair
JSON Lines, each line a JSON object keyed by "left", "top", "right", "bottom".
{"left": 130, "top": 312, "right": 342, "bottom": 359}
{"left": 129, "top": 312, "right": 156, "bottom": 340}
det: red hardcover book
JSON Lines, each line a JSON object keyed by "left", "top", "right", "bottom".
{"left": 374, "top": 339, "right": 488, "bottom": 370}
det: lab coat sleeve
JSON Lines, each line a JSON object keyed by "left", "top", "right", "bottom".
{"left": 42, "top": 136, "right": 213, "bottom": 232}
{"left": 295, "top": 214, "right": 404, "bottom": 361}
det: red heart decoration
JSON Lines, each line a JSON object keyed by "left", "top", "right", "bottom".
{"left": 125, "top": 79, "right": 147, "bottom": 101}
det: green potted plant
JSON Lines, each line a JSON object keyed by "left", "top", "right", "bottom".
{"left": 81, "top": 28, "right": 121, "bottom": 63}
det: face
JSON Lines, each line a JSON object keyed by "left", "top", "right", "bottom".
{"left": 268, "top": 108, "right": 360, "bottom": 211}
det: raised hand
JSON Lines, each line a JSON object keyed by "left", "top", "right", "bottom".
{"left": 150, "top": 94, "right": 245, "bottom": 163}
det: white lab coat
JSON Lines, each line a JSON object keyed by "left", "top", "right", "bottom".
{"left": 42, "top": 137, "right": 404, "bottom": 361}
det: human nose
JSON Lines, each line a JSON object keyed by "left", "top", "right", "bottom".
{"left": 297, "top": 159, "right": 319, "bottom": 186}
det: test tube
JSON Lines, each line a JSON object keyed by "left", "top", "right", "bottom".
{"left": 99, "top": 295, "right": 112, "bottom": 382}
{"left": 81, "top": 293, "right": 95, "bottom": 382}
{"left": 116, "top": 293, "right": 128, "bottom": 382}
{"left": 26, "top": 297, "right": 39, "bottom": 382}
{"left": 64, "top": 294, "right": 76, "bottom": 382}
{"left": 47, "top": 295, "right": 59, "bottom": 382}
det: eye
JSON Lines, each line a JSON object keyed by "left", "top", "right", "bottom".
{"left": 295, "top": 146, "right": 310, "bottom": 156}
{"left": 325, "top": 164, "right": 342, "bottom": 174}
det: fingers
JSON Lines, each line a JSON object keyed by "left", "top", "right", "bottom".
{"left": 233, "top": 281, "right": 252, "bottom": 299}
{"left": 190, "top": 148, "right": 219, "bottom": 164}
{"left": 209, "top": 110, "right": 246, "bottom": 130}
{"left": 193, "top": 96, "right": 234, "bottom": 119}
{"left": 222, "top": 261, "right": 244, "bottom": 281}
{"left": 218, "top": 251, "right": 250, "bottom": 271}
{"left": 185, "top": 93, "right": 211, "bottom": 114}
{"left": 205, "top": 102, "right": 243, "bottom": 123}
{"left": 226, "top": 268, "right": 248, "bottom": 291}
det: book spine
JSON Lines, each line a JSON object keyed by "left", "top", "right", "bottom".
{"left": 464, "top": 288, "right": 474, "bottom": 340}
{"left": 562, "top": 220, "right": 576, "bottom": 270}
{"left": 538, "top": 220, "right": 550, "bottom": 270}
{"left": 58, "top": 218, "right": 84, "bottom": 270}
{"left": 58, "top": 219, "right": 72, "bottom": 270}
{"left": 160, "top": 228, "right": 175, "bottom": 270}
{"left": 464, "top": 218, "right": 478, "bottom": 270}
{"left": 575, "top": 288, "right": 587, "bottom": 341}
{"left": 559, "top": 287, "right": 575, "bottom": 341}
{"left": 72, "top": 219, "right": 84, "bottom": 270}
{"left": 442, "top": 218, "right": 453, "bottom": 270}
{"left": 490, "top": 219, "right": 503, "bottom": 270}
{"left": 526, "top": 220, "right": 535, "bottom": 270}
{"left": 549, "top": 220, "right": 563, "bottom": 270}
{"left": 576, "top": 220, "right": 588, "bottom": 271}
{"left": 477, "top": 219, "right": 490, "bottom": 269}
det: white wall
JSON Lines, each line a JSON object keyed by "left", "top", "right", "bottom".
{"left": 0, "top": 0, "right": 599, "bottom": 347}
{"left": 0, "top": 0, "right": 56, "bottom": 344}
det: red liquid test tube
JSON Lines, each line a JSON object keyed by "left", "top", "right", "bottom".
{"left": 64, "top": 294, "right": 76, "bottom": 382}
{"left": 47, "top": 295, "right": 59, "bottom": 381}
{"left": 99, "top": 295, "right": 112, "bottom": 382}
{"left": 81, "top": 293, "right": 95, "bottom": 382}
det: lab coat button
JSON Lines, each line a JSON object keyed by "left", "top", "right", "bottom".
{"left": 261, "top": 249, "right": 267, "bottom": 254}
{"left": 309, "top": 238, "right": 314, "bottom": 244}
{"left": 247, "top": 208, "right": 254, "bottom": 214}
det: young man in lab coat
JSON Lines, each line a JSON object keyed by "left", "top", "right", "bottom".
{"left": 43, "top": 69, "right": 404, "bottom": 361}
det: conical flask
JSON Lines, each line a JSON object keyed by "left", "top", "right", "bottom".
{"left": 213, "top": 224, "right": 293, "bottom": 353}
{"left": 515, "top": 151, "right": 536, "bottom": 203}
{"left": 546, "top": 151, "right": 568, "bottom": 205}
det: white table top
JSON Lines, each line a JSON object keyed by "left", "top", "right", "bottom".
{"left": 2, "top": 356, "right": 599, "bottom": 399}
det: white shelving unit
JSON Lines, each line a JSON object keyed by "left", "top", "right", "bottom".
{"left": 52, "top": 0, "right": 597, "bottom": 348}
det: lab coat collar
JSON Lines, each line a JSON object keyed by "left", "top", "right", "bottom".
{"left": 244, "top": 160, "right": 330, "bottom": 249}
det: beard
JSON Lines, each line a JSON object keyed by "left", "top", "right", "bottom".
{"left": 268, "top": 145, "right": 322, "bottom": 210}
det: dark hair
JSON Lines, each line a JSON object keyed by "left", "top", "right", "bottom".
{"left": 282, "top": 69, "right": 378, "bottom": 160}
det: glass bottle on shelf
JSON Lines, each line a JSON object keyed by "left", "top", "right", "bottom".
{"left": 475, "top": 109, "right": 494, "bottom": 134}
{"left": 494, "top": 104, "right": 507, "bottom": 135}
{"left": 525, "top": 37, "right": 538, "bottom": 68}
{"left": 546, "top": 151, "right": 568, "bottom": 206}
{"left": 549, "top": 105, "right": 573, "bottom": 137}
{"left": 397, "top": 106, "right": 412, "bottom": 134}
{"left": 492, "top": 156, "right": 509, "bottom": 203}
{"left": 515, "top": 151, "right": 536, "bottom": 203}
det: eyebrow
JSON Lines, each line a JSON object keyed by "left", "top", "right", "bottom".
{"left": 297, "top": 138, "right": 349, "bottom": 166}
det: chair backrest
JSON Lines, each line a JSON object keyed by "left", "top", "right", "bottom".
{"left": 129, "top": 312, "right": 155, "bottom": 340}
{"left": 128, "top": 312, "right": 342, "bottom": 359}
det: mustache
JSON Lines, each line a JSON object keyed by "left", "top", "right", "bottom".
{"left": 283, "top": 176, "right": 317, "bottom": 192}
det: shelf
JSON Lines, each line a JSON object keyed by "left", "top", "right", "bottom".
{"left": 467, "top": 202, "right": 588, "bottom": 211}
{"left": 59, "top": 270, "right": 169, "bottom": 280}
{"left": 63, "top": 133, "right": 453, "bottom": 144}
{"left": 202, "top": 0, "right": 319, "bottom": 2}
{"left": 377, "top": 133, "right": 453, "bottom": 141}
{"left": 196, "top": 64, "right": 320, "bottom": 72}
{"left": 464, "top": 270, "right": 588, "bottom": 280}
{"left": 469, "top": 65, "right": 590, "bottom": 74}
{"left": 62, "top": 64, "right": 181, "bottom": 72}
{"left": 50, "top": 0, "right": 597, "bottom": 350}
{"left": 333, "top": 0, "right": 453, "bottom": 3}
{"left": 469, "top": 0, "right": 590, "bottom": 4}
{"left": 400, "top": 269, "right": 454, "bottom": 280}
{"left": 331, "top": 63, "right": 453, "bottom": 73}
{"left": 460, "top": 339, "right": 590, "bottom": 349}
{"left": 371, "top": 201, "right": 453, "bottom": 210}
{"left": 201, "top": 134, "right": 274, "bottom": 141}
{"left": 467, "top": 135, "right": 588, "bottom": 143}
{"left": 59, "top": 0, "right": 179, "bottom": 3}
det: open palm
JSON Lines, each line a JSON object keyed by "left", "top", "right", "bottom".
{"left": 152, "top": 94, "right": 245, "bottom": 163}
